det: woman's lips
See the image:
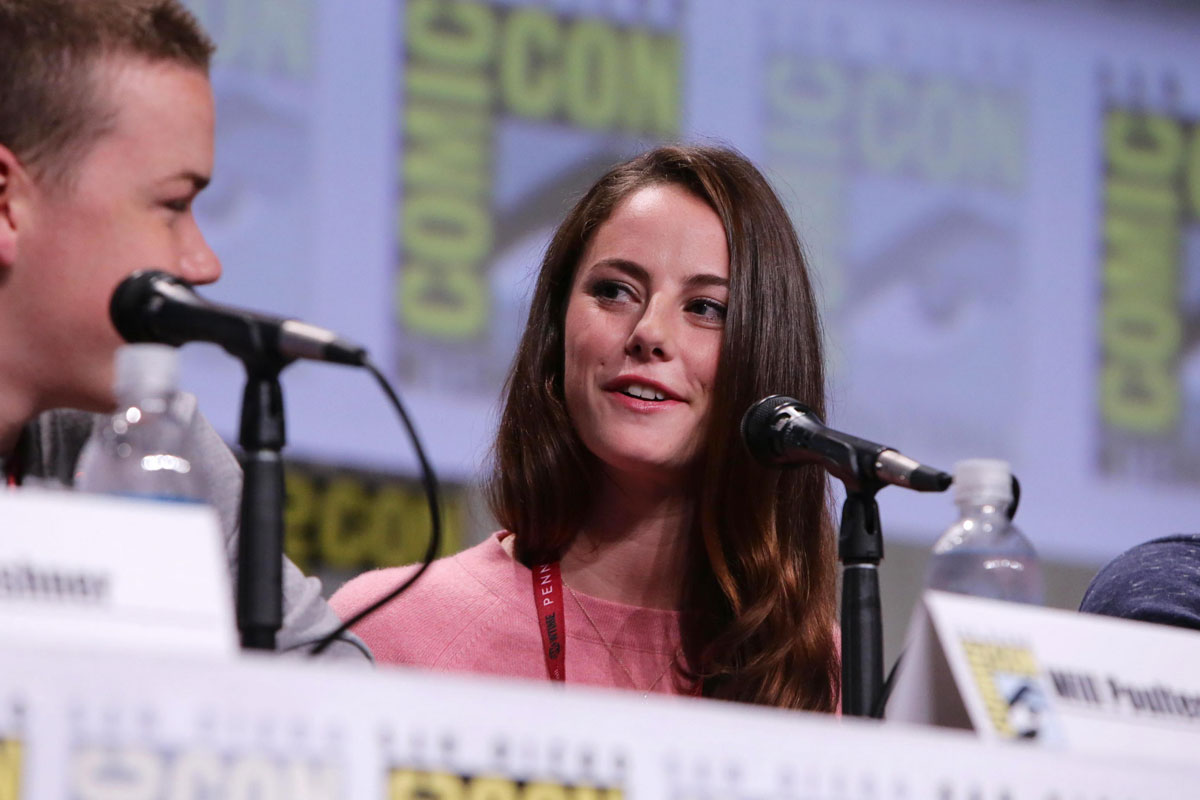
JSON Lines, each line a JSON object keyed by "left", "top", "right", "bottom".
{"left": 602, "top": 376, "right": 682, "bottom": 402}
{"left": 606, "top": 389, "right": 683, "bottom": 412}
{"left": 602, "top": 378, "right": 684, "bottom": 412}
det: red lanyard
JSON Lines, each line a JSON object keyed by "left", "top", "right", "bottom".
{"left": 3, "top": 455, "right": 18, "bottom": 488}
{"left": 4, "top": 429, "right": 24, "bottom": 488}
{"left": 531, "top": 563, "right": 566, "bottom": 682}
{"left": 530, "top": 562, "right": 701, "bottom": 696}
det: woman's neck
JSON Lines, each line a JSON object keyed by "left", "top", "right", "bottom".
{"left": 557, "top": 469, "right": 692, "bottom": 610}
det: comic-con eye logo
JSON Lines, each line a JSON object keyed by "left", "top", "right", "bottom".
{"left": 961, "top": 639, "right": 1061, "bottom": 743}
{"left": 1003, "top": 680, "right": 1049, "bottom": 740}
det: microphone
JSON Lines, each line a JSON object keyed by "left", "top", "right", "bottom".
{"left": 111, "top": 270, "right": 367, "bottom": 366}
{"left": 741, "top": 395, "right": 951, "bottom": 492}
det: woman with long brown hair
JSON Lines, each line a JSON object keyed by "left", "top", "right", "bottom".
{"left": 332, "top": 145, "right": 839, "bottom": 711}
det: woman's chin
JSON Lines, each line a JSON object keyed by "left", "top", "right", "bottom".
{"left": 592, "top": 449, "right": 696, "bottom": 490}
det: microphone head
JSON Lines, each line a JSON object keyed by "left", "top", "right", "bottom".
{"left": 741, "top": 395, "right": 822, "bottom": 465}
{"left": 110, "top": 269, "right": 193, "bottom": 346}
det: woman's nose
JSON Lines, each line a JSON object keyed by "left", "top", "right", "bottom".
{"left": 625, "top": 297, "right": 670, "bottom": 360}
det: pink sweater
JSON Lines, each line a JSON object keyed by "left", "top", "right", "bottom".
{"left": 330, "top": 533, "right": 693, "bottom": 695}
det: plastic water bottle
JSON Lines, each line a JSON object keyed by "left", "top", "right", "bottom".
{"left": 76, "top": 344, "right": 210, "bottom": 503}
{"left": 924, "top": 459, "right": 1044, "bottom": 604}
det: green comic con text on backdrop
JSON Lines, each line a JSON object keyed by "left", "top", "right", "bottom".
{"left": 398, "top": 0, "right": 680, "bottom": 341}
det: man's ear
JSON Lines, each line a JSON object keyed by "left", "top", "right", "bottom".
{"left": 0, "top": 144, "right": 32, "bottom": 270}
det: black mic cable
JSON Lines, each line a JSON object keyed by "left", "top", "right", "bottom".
{"left": 309, "top": 357, "right": 441, "bottom": 656}
{"left": 107, "top": 269, "right": 442, "bottom": 656}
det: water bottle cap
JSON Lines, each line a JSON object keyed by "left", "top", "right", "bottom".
{"left": 113, "top": 344, "right": 179, "bottom": 401}
{"left": 952, "top": 458, "right": 1012, "bottom": 505}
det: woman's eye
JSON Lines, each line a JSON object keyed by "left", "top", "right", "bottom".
{"left": 589, "top": 279, "right": 633, "bottom": 303}
{"left": 687, "top": 297, "right": 727, "bottom": 322}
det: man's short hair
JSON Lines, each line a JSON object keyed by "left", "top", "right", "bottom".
{"left": 0, "top": 0, "right": 215, "bottom": 185}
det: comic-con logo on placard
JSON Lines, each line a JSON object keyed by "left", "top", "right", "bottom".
{"left": 960, "top": 639, "right": 1062, "bottom": 742}
{"left": 0, "top": 738, "right": 21, "bottom": 800}
{"left": 389, "top": 769, "right": 623, "bottom": 799}
{"left": 70, "top": 746, "right": 340, "bottom": 799}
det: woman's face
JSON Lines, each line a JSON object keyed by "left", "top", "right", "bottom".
{"left": 562, "top": 183, "right": 730, "bottom": 484}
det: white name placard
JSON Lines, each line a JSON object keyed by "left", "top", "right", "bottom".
{"left": 0, "top": 490, "right": 235, "bottom": 657}
{"left": 888, "top": 590, "right": 1200, "bottom": 764}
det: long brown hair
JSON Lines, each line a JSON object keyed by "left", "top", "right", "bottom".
{"left": 487, "top": 145, "right": 839, "bottom": 711}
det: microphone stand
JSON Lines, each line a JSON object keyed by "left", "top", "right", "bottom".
{"left": 838, "top": 482, "right": 884, "bottom": 718}
{"left": 235, "top": 355, "right": 289, "bottom": 650}
{"left": 740, "top": 395, "right": 951, "bottom": 716}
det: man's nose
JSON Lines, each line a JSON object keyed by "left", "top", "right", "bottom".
{"left": 179, "top": 233, "right": 222, "bottom": 286}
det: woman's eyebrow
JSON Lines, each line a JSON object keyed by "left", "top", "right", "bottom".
{"left": 588, "top": 258, "right": 728, "bottom": 291}
{"left": 587, "top": 258, "right": 650, "bottom": 284}
{"left": 684, "top": 273, "right": 728, "bottom": 290}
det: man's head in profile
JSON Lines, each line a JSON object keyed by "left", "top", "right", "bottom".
{"left": 0, "top": 0, "right": 223, "bottom": 447}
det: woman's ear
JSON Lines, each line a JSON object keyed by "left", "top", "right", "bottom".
{"left": 0, "top": 144, "right": 32, "bottom": 270}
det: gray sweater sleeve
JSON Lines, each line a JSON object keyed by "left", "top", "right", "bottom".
{"left": 1079, "top": 535, "right": 1200, "bottom": 631}
{"left": 28, "top": 407, "right": 372, "bottom": 662}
